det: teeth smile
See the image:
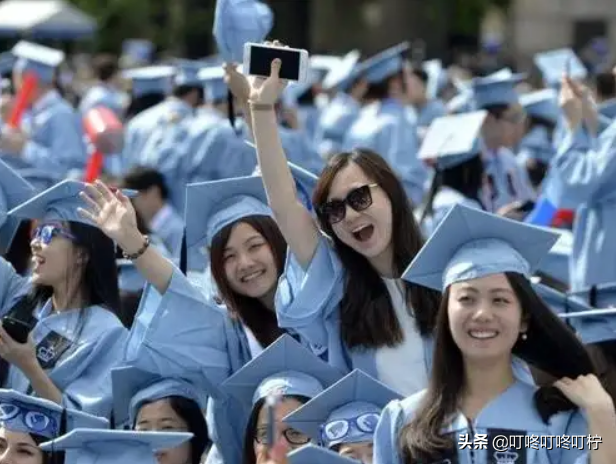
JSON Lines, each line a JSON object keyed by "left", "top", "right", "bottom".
{"left": 241, "top": 270, "right": 263, "bottom": 282}
{"left": 352, "top": 225, "right": 370, "bottom": 233}
{"left": 468, "top": 330, "right": 498, "bottom": 339}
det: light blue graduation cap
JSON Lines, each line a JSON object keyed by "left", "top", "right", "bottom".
{"left": 560, "top": 308, "right": 616, "bottom": 345}
{"left": 11, "top": 41, "right": 64, "bottom": 85}
{"left": 173, "top": 59, "right": 203, "bottom": 87}
{"left": 418, "top": 111, "right": 487, "bottom": 170}
{"left": 184, "top": 175, "right": 272, "bottom": 254}
{"left": 322, "top": 50, "right": 361, "bottom": 92}
{"left": 0, "top": 158, "right": 35, "bottom": 254}
{"left": 40, "top": 429, "right": 193, "bottom": 464}
{"left": 402, "top": 204, "right": 560, "bottom": 291}
{"left": 122, "top": 66, "right": 175, "bottom": 98}
{"left": 519, "top": 89, "right": 559, "bottom": 124}
{"left": 470, "top": 73, "right": 525, "bottom": 109}
{"left": 8, "top": 179, "right": 136, "bottom": 226}
{"left": 363, "top": 42, "right": 410, "bottom": 84}
{"left": 283, "top": 370, "right": 401, "bottom": 448}
{"left": 0, "top": 52, "right": 15, "bottom": 75}
{"left": 289, "top": 162, "right": 318, "bottom": 211}
{"left": 283, "top": 69, "right": 319, "bottom": 107}
{"left": 288, "top": 444, "right": 357, "bottom": 464}
{"left": 534, "top": 48, "right": 587, "bottom": 87}
{"left": 532, "top": 282, "right": 591, "bottom": 316}
{"left": 111, "top": 366, "right": 207, "bottom": 428}
{"left": 221, "top": 335, "right": 344, "bottom": 411}
{"left": 198, "top": 66, "right": 228, "bottom": 103}
{"left": 569, "top": 282, "right": 616, "bottom": 309}
{"left": 310, "top": 55, "right": 342, "bottom": 81}
{"left": 0, "top": 389, "right": 107, "bottom": 440}
{"left": 212, "top": 0, "right": 274, "bottom": 63}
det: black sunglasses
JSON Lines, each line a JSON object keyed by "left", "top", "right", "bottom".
{"left": 317, "top": 184, "right": 378, "bottom": 224}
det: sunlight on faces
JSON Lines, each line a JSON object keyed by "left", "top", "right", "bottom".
{"left": 29, "top": 222, "right": 85, "bottom": 288}
{"left": 338, "top": 441, "right": 374, "bottom": 464}
{"left": 0, "top": 427, "right": 44, "bottom": 464}
{"left": 253, "top": 397, "right": 308, "bottom": 456}
{"left": 135, "top": 399, "right": 191, "bottom": 464}
{"left": 447, "top": 273, "right": 527, "bottom": 362}
{"left": 223, "top": 222, "right": 279, "bottom": 301}
{"left": 327, "top": 162, "right": 393, "bottom": 261}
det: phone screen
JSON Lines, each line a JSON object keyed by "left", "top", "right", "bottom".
{"left": 248, "top": 46, "right": 301, "bottom": 81}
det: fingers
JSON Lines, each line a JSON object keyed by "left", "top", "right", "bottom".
{"left": 270, "top": 58, "right": 281, "bottom": 79}
{"left": 77, "top": 207, "right": 99, "bottom": 225}
{"left": 79, "top": 191, "right": 101, "bottom": 215}
{"left": 95, "top": 179, "right": 115, "bottom": 202}
{"left": 115, "top": 189, "right": 132, "bottom": 207}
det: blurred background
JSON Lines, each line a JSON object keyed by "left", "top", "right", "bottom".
{"left": 0, "top": 0, "right": 612, "bottom": 75}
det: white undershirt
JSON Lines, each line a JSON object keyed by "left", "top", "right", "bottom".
{"left": 375, "top": 278, "right": 429, "bottom": 396}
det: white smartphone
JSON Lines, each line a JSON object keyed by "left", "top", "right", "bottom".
{"left": 243, "top": 43, "right": 309, "bottom": 82}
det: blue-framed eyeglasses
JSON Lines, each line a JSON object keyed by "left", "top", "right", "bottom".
{"left": 321, "top": 412, "right": 380, "bottom": 444}
{"left": 30, "top": 223, "right": 76, "bottom": 245}
{"left": 0, "top": 402, "right": 58, "bottom": 437}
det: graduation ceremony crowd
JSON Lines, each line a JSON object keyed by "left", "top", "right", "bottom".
{"left": 0, "top": 0, "right": 615, "bottom": 463}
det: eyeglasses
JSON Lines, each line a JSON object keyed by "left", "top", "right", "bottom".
{"left": 30, "top": 223, "right": 76, "bottom": 245}
{"left": 317, "top": 184, "right": 378, "bottom": 225}
{"left": 0, "top": 402, "right": 57, "bottom": 436}
{"left": 255, "top": 426, "right": 310, "bottom": 446}
{"left": 320, "top": 412, "right": 380, "bottom": 444}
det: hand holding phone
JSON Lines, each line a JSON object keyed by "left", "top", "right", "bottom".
{"left": 1, "top": 316, "right": 31, "bottom": 344}
{"left": 244, "top": 43, "right": 309, "bottom": 82}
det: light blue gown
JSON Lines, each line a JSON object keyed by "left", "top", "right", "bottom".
{"left": 544, "top": 124, "right": 616, "bottom": 291}
{"left": 0, "top": 257, "right": 127, "bottom": 418}
{"left": 414, "top": 99, "right": 446, "bottom": 129}
{"left": 374, "top": 380, "right": 588, "bottom": 464}
{"left": 342, "top": 99, "right": 427, "bottom": 205}
{"left": 19, "top": 90, "right": 87, "bottom": 176}
{"left": 315, "top": 92, "right": 361, "bottom": 158}
{"left": 78, "top": 84, "right": 126, "bottom": 119}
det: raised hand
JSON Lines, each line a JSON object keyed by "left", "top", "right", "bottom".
{"left": 78, "top": 180, "right": 139, "bottom": 247}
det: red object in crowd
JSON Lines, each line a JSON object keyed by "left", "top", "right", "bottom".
{"left": 82, "top": 107, "right": 124, "bottom": 182}
{"left": 551, "top": 209, "right": 575, "bottom": 228}
{"left": 7, "top": 72, "right": 38, "bottom": 129}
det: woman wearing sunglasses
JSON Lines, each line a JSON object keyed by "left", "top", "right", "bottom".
{"left": 0, "top": 180, "right": 126, "bottom": 418}
{"left": 0, "top": 389, "right": 107, "bottom": 464}
{"left": 225, "top": 44, "right": 440, "bottom": 397}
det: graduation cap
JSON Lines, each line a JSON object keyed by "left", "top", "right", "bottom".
{"left": 534, "top": 48, "right": 587, "bottom": 87}
{"left": 0, "top": 158, "right": 35, "bottom": 254}
{"left": 8, "top": 180, "right": 136, "bottom": 227}
{"left": 363, "top": 42, "right": 410, "bottom": 84}
{"left": 569, "top": 282, "right": 616, "bottom": 309}
{"left": 40, "top": 429, "right": 193, "bottom": 464}
{"left": 11, "top": 41, "right": 64, "bottom": 84}
{"left": 111, "top": 366, "right": 207, "bottom": 428}
{"left": 517, "top": 127, "right": 555, "bottom": 165}
{"left": 402, "top": 204, "right": 560, "bottom": 291}
{"left": 0, "top": 52, "right": 16, "bottom": 76}
{"left": 221, "top": 335, "right": 344, "bottom": 411}
{"left": 0, "top": 389, "right": 107, "bottom": 440}
{"left": 283, "top": 69, "right": 320, "bottom": 107}
{"left": 184, "top": 175, "right": 272, "bottom": 256}
{"left": 418, "top": 110, "right": 487, "bottom": 170}
{"left": 198, "top": 66, "right": 228, "bottom": 103}
{"left": 172, "top": 59, "right": 203, "bottom": 88}
{"left": 519, "top": 89, "right": 559, "bottom": 124}
{"left": 446, "top": 90, "right": 473, "bottom": 115}
{"left": 283, "top": 370, "right": 402, "bottom": 448}
{"left": 560, "top": 308, "right": 616, "bottom": 344}
{"left": 212, "top": 0, "right": 274, "bottom": 64}
{"left": 288, "top": 444, "right": 357, "bottom": 464}
{"left": 310, "top": 55, "right": 342, "bottom": 81}
{"left": 289, "top": 162, "right": 318, "bottom": 212}
{"left": 122, "top": 66, "right": 175, "bottom": 98}
{"left": 321, "top": 50, "right": 361, "bottom": 92}
{"left": 470, "top": 73, "right": 526, "bottom": 109}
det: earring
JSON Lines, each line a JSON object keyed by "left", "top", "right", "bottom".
{"left": 521, "top": 332, "right": 528, "bottom": 341}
